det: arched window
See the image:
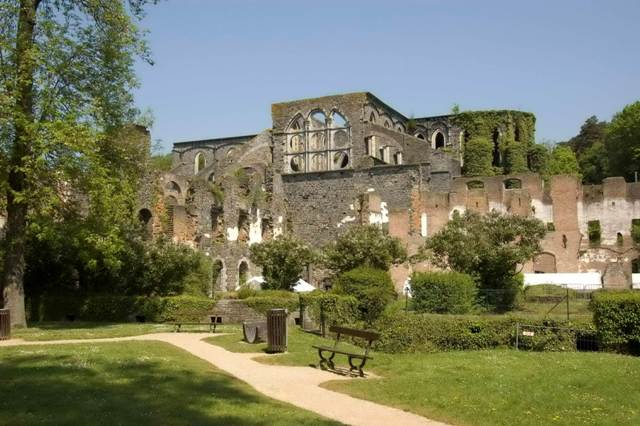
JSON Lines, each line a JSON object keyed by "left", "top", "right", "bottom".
{"left": 504, "top": 178, "right": 522, "bottom": 189}
{"left": 515, "top": 126, "right": 521, "bottom": 142}
{"left": 212, "top": 259, "right": 225, "bottom": 291}
{"left": 383, "top": 120, "right": 391, "bottom": 128}
{"left": 138, "top": 208, "right": 153, "bottom": 237}
{"left": 467, "top": 180, "right": 485, "bottom": 190}
{"left": 433, "top": 131, "right": 445, "bottom": 149}
{"left": 165, "top": 181, "right": 181, "bottom": 193}
{"left": 369, "top": 112, "right": 376, "bottom": 123}
{"left": 285, "top": 109, "right": 351, "bottom": 173}
{"left": 194, "top": 152, "right": 206, "bottom": 174}
{"left": 416, "top": 133, "right": 426, "bottom": 140}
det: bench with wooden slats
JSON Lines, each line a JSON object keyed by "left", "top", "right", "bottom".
{"left": 312, "top": 325, "right": 380, "bottom": 377}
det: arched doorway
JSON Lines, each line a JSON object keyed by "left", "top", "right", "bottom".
{"left": 138, "top": 208, "right": 153, "bottom": 237}
{"left": 238, "top": 260, "right": 249, "bottom": 288}
{"left": 212, "top": 259, "right": 225, "bottom": 293}
{"left": 433, "top": 131, "right": 445, "bottom": 149}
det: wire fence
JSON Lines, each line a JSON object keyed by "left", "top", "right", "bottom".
{"left": 514, "top": 323, "right": 600, "bottom": 352}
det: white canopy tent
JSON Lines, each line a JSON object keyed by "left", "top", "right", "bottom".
{"left": 238, "top": 276, "right": 316, "bottom": 292}
{"left": 523, "top": 273, "right": 602, "bottom": 290}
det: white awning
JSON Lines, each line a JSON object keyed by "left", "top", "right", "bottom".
{"left": 523, "top": 273, "right": 602, "bottom": 290}
{"left": 293, "top": 278, "right": 315, "bottom": 293}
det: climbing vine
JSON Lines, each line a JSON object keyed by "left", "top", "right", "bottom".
{"left": 453, "top": 110, "right": 535, "bottom": 176}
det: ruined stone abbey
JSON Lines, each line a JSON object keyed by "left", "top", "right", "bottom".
{"left": 140, "top": 92, "right": 640, "bottom": 291}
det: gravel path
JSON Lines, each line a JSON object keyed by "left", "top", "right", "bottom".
{"left": 1, "top": 333, "right": 448, "bottom": 426}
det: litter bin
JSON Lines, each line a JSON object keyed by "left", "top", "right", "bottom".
{"left": 0, "top": 309, "right": 10, "bottom": 340}
{"left": 266, "top": 308, "right": 287, "bottom": 353}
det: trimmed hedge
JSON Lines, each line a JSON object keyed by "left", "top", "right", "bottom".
{"left": 411, "top": 271, "right": 477, "bottom": 314}
{"left": 299, "top": 291, "right": 360, "bottom": 328}
{"left": 29, "top": 295, "right": 218, "bottom": 322}
{"left": 333, "top": 267, "right": 396, "bottom": 324}
{"left": 242, "top": 293, "right": 299, "bottom": 314}
{"left": 591, "top": 290, "right": 640, "bottom": 354}
{"left": 373, "top": 311, "right": 593, "bottom": 353}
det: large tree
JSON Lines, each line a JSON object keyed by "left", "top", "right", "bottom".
{"left": 0, "top": 0, "right": 154, "bottom": 326}
{"left": 606, "top": 101, "right": 640, "bottom": 181}
{"left": 424, "top": 210, "right": 546, "bottom": 310}
{"left": 567, "top": 116, "right": 609, "bottom": 184}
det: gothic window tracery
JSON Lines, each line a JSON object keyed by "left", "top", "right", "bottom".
{"left": 284, "top": 110, "right": 351, "bottom": 173}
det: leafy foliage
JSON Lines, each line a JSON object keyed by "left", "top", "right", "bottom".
{"left": 424, "top": 210, "right": 546, "bottom": 310}
{"left": 150, "top": 153, "right": 173, "bottom": 172}
{"left": 333, "top": 267, "right": 396, "bottom": 324}
{"left": 373, "top": 311, "right": 593, "bottom": 353}
{"left": 411, "top": 271, "right": 477, "bottom": 314}
{"left": 591, "top": 291, "right": 640, "bottom": 354}
{"left": 544, "top": 145, "right": 581, "bottom": 180}
{"left": 249, "top": 236, "right": 315, "bottom": 290}
{"left": 462, "top": 136, "right": 494, "bottom": 176}
{"left": 299, "top": 291, "right": 360, "bottom": 328}
{"left": 322, "top": 225, "right": 406, "bottom": 274}
{"left": 606, "top": 101, "right": 640, "bottom": 181}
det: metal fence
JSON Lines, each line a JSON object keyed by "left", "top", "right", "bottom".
{"left": 514, "top": 323, "right": 600, "bottom": 352}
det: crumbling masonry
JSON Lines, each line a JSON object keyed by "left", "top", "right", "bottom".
{"left": 139, "top": 92, "right": 640, "bottom": 291}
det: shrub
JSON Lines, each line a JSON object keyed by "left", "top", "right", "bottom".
{"left": 242, "top": 292, "right": 299, "bottom": 314}
{"left": 373, "top": 311, "right": 593, "bottom": 353}
{"left": 249, "top": 236, "right": 315, "bottom": 290}
{"left": 333, "top": 267, "right": 396, "bottom": 324}
{"left": 29, "top": 295, "right": 217, "bottom": 322}
{"left": 591, "top": 290, "right": 640, "bottom": 354}
{"left": 299, "top": 291, "right": 360, "bottom": 329}
{"left": 411, "top": 271, "right": 477, "bottom": 314}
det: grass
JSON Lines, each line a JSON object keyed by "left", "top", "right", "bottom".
{"left": 0, "top": 340, "right": 340, "bottom": 426}
{"left": 207, "top": 327, "right": 640, "bottom": 425}
{"left": 13, "top": 322, "right": 236, "bottom": 341}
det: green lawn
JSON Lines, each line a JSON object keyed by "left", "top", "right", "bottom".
{"left": 13, "top": 322, "right": 236, "bottom": 341}
{"left": 207, "top": 327, "right": 640, "bottom": 426}
{"left": 0, "top": 340, "right": 340, "bottom": 426}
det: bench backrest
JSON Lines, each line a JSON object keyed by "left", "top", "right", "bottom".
{"left": 329, "top": 325, "right": 380, "bottom": 342}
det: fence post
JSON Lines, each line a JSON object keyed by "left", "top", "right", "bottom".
{"left": 566, "top": 287, "right": 570, "bottom": 321}
{"left": 320, "top": 302, "right": 326, "bottom": 337}
{"left": 515, "top": 323, "right": 520, "bottom": 350}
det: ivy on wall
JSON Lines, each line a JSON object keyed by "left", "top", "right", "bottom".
{"left": 453, "top": 110, "right": 536, "bottom": 176}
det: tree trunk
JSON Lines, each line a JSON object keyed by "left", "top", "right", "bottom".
{"left": 2, "top": 0, "right": 40, "bottom": 327}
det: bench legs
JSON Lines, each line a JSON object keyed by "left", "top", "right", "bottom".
{"left": 317, "top": 349, "right": 336, "bottom": 370}
{"left": 348, "top": 356, "right": 367, "bottom": 377}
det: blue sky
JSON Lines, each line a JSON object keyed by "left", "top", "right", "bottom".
{"left": 134, "top": 0, "right": 640, "bottom": 153}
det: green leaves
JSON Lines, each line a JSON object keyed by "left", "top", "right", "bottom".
{"left": 606, "top": 101, "right": 640, "bottom": 181}
{"left": 249, "top": 236, "right": 315, "bottom": 290}
{"left": 322, "top": 225, "right": 407, "bottom": 274}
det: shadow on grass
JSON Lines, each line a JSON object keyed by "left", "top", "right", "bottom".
{"left": 0, "top": 341, "right": 337, "bottom": 425}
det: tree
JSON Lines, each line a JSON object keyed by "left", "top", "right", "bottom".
{"left": 544, "top": 145, "right": 581, "bottom": 180}
{"left": 249, "top": 236, "right": 315, "bottom": 290}
{"left": 567, "top": 116, "right": 609, "bottom": 184}
{"left": 0, "top": 0, "right": 154, "bottom": 326}
{"left": 606, "top": 101, "right": 640, "bottom": 181}
{"left": 322, "top": 225, "right": 406, "bottom": 274}
{"left": 527, "top": 144, "right": 549, "bottom": 173}
{"left": 333, "top": 267, "right": 396, "bottom": 325}
{"left": 424, "top": 210, "right": 546, "bottom": 310}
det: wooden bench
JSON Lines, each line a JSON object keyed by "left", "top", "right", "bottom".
{"left": 172, "top": 316, "right": 221, "bottom": 333}
{"left": 312, "top": 325, "right": 380, "bottom": 377}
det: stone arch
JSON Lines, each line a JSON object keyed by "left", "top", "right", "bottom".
{"left": 533, "top": 252, "right": 557, "bottom": 273}
{"left": 238, "top": 259, "right": 249, "bottom": 288}
{"left": 212, "top": 258, "right": 226, "bottom": 291}
{"left": 415, "top": 133, "right": 426, "bottom": 140}
{"left": 287, "top": 113, "right": 305, "bottom": 131}
{"left": 369, "top": 111, "right": 377, "bottom": 124}
{"left": 308, "top": 110, "right": 327, "bottom": 129}
{"left": 138, "top": 208, "right": 153, "bottom": 237}
{"left": 433, "top": 131, "right": 445, "bottom": 149}
{"left": 194, "top": 152, "right": 206, "bottom": 174}
{"left": 504, "top": 178, "right": 522, "bottom": 189}
{"left": 330, "top": 110, "right": 348, "bottom": 128}
{"left": 164, "top": 195, "right": 178, "bottom": 206}
{"left": 333, "top": 151, "right": 349, "bottom": 169}
{"left": 165, "top": 180, "right": 181, "bottom": 193}
{"left": 395, "top": 123, "right": 405, "bottom": 133}
{"left": 207, "top": 172, "right": 215, "bottom": 182}
{"left": 467, "top": 180, "right": 485, "bottom": 190}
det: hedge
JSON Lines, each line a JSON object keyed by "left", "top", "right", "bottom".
{"left": 242, "top": 293, "right": 300, "bottom": 314}
{"left": 333, "top": 267, "right": 396, "bottom": 324}
{"left": 591, "top": 290, "right": 640, "bottom": 354}
{"left": 28, "top": 295, "right": 218, "bottom": 322}
{"left": 373, "top": 311, "right": 594, "bottom": 353}
{"left": 411, "top": 271, "right": 477, "bottom": 314}
{"left": 299, "top": 291, "right": 360, "bottom": 329}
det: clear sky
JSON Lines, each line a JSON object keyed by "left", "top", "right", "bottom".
{"left": 133, "top": 0, "right": 640, "bottom": 152}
